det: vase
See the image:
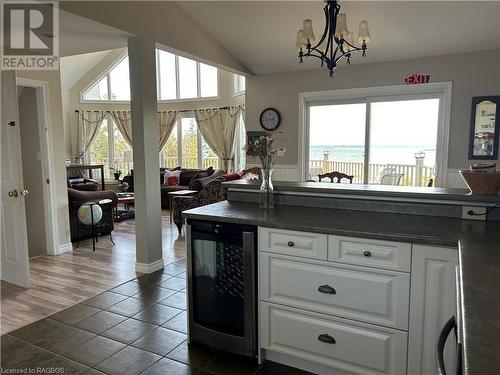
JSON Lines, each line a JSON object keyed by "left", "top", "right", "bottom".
{"left": 260, "top": 168, "right": 274, "bottom": 209}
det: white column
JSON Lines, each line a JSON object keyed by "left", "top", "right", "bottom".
{"left": 127, "top": 37, "right": 164, "bottom": 273}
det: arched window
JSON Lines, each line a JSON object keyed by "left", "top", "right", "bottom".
{"left": 81, "top": 50, "right": 219, "bottom": 102}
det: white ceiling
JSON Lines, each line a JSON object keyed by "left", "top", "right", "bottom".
{"left": 177, "top": 1, "right": 500, "bottom": 74}
{"left": 59, "top": 9, "right": 130, "bottom": 57}
{"left": 60, "top": 50, "right": 112, "bottom": 92}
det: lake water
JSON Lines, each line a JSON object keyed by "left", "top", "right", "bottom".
{"left": 310, "top": 145, "right": 436, "bottom": 167}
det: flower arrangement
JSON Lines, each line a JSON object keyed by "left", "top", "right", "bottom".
{"left": 110, "top": 161, "right": 122, "bottom": 180}
{"left": 246, "top": 131, "right": 276, "bottom": 170}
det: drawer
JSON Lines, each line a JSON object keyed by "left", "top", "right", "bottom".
{"left": 260, "top": 302, "right": 408, "bottom": 375}
{"left": 328, "top": 235, "right": 411, "bottom": 272}
{"left": 259, "top": 227, "right": 327, "bottom": 260}
{"left": 260, "top": 253, "right": 410, "bottom": 329}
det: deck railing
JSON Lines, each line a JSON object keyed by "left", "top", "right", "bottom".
{"left": 309, "top": 157, "right": 435, "bottom": 187}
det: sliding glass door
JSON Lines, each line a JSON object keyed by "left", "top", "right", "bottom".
{"left": 308, "top": 95, "right": 441, "bottom": 187}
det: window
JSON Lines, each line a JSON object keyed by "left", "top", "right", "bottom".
{"left": 233, "top": 74, "right": 245, "bottom": 95}
{"left": 87, "top": 117, "right": 133, "bottom": 179}
{"left": 160, "top": 118, "right": 220, "bottom": 170}
{"left": 83, "top": 51, "right": 219, "bottom": 102}
{"left": 306, "top": 94, "right": 444, "bottom": 187}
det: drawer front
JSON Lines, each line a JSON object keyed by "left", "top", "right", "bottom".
{"left": 328, "top": 235, "right": 411, "bottom": 272}
{"left": 260, "top": 253, "right": 410, "bottom": 330}
{"left": 259, "top": 227, "right": 327, "bottom": 260}
{"left": 260, "top": 302, "right": 408, "bottom": 375}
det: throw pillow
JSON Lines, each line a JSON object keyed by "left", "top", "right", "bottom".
{"left": 163, "top": 170, "right": 181, "bottom": 186}
{"left": 223, "top": 172, "right": 240, "bottom": 181}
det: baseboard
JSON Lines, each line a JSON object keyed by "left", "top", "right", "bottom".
{"left": 135, "top": 259, "right": 165, "bottom": 274}
{"left": 57, "top": 243, "right": 73, "bottom": 254}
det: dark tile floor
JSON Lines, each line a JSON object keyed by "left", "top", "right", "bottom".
{"left": 0, "top": 260, "right": 312, "bottom": 375}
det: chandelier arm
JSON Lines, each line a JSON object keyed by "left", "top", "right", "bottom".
{"left": 310, "top": 4, "right": 329, "bottom": 51}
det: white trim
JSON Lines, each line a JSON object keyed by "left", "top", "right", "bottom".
{"left": 17, "top": 78, "right": 60, "bottom": 256}
{"left": 135, "top": 259, "right": 165, "bottom": 274}
{"left": 298, "top": 82, "right": 452, "bottom": 186}
{"left": 57, "top": 243, "right": 74, "bottom": 254}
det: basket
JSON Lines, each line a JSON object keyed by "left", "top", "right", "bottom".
{"left": 459, "top": 170, "right": 500, "bottom": 195}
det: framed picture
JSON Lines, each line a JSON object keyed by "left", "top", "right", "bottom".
{"left": 246, "top": 131, "right": 266, "bottom": 156}
{"left": 468, "top": 96, "right": 500, "bottom": 160}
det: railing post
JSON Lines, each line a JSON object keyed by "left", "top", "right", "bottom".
{"left": 323, "top": 150, "right": 330, "bottom": 173}
{"left": 414, "top": 151, "right": 425, "bottom": 186}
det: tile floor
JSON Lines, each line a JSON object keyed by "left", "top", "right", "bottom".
{"left": 1, "top": 260, "right": 312, "bottom": 375}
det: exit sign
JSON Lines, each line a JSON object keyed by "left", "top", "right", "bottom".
{"left": 405, "top": 73, "right": 430, "bottom": 85}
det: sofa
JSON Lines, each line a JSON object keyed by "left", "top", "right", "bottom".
{"left": 67, "top": 176, "right": 99, "bottom": 191}
{"left": 68, "top": 188, "right": 118, "bottom": 243}
{"left": 122, "top": 167, "right": 225, "bottom": 209}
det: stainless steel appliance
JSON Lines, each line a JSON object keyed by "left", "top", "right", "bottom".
{"left": 187, "top": 219, "right": 257, "bottom": 357}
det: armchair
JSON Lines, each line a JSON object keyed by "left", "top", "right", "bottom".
{"left": 172, "top": 177, "right": 226, "bottom": 234}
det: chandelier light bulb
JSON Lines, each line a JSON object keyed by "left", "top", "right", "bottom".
{"left": 358, "top": 20, "right": 371, "bottom": 44}
{"left": 302, "top": 19, "right": 315, "bottom": 44}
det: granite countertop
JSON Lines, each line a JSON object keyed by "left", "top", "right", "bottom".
{"left": 224, "top": 179, "right": 500, "bottom": 204}
{"left": 183, "top": 201, "right": 500, "bottom": 374}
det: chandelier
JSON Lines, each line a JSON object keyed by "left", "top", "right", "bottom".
{"left": 296, "top": 0, "right": 371, "bottom": 77}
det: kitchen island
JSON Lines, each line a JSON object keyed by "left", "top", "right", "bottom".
{"left": 183, "top": 182, "right": 500, "bottom": 375}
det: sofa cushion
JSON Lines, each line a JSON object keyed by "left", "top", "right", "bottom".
{"left": 179, "top": 166, "right": 213, "bottom": 186}
{"left": 163, "top": 170, "right": 181, "bottom": 186}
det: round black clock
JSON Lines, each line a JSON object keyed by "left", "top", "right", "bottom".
{"left": 259, "top": 107, "right": 281, "bottom": 131}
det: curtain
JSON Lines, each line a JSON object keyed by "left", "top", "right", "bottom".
{"left": 194, "top": 106, "right": 243, "bottom": 171}
{"left": 75, "top": 111, "right": 107, "bottom": 163}
{"left": 158, "top": 111, "right": 178, "bottom": 151}
{"left": 110, "top": 111, "right": 133, "bottom": 147}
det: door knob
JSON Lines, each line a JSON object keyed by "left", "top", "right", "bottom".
{"left": 21, "top": 189, "right": 29, "bottom": 196}
{"left": 8, "top": 190, "right": 18, "bottom": 197}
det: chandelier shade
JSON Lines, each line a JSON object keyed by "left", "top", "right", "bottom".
{"left": 295, "top": 0, "right": 371, "bottom": 77}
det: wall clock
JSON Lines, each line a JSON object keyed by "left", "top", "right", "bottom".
{"left": 259, "top": 107, "right": 281, "bottom": 131}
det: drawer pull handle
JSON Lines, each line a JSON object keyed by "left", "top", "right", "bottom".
{"left": 318, "top": 284, "right": 336, "bottom": 295}
{"left": 287, "top": 241, "right": 295, "bottom": 247}
{"left": 363, "top": 251, "right": 372, "bottom": 257}
{"left": 318, "top": 333, "right": 336, "bottom": 344}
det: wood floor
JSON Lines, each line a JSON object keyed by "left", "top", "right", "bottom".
{"left": 0, "top": 212, "right": 186, "bottom": 335}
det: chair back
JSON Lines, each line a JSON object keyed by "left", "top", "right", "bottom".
{"left": 380, "top": 173, "right": 404, "bottom": 186}
{"left": 318, "top": 171, "right": 354, "bottom": 184}
{"left": 197, "top": 177, "right": 226, "bottom": 205}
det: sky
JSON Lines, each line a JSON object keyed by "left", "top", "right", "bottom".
{"left": 309, "top": 98, "right": 440, "bottom": 147}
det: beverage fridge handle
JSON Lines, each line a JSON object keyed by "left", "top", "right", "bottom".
{"left": 242, "top": 231, "right": 256, "bottom": 356}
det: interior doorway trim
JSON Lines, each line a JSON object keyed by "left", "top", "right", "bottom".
{"left": 16, "top": 77, "right": 59, "bottom": 256}
{"left": 298, "top": 82, "right": 452, "bottom": 186}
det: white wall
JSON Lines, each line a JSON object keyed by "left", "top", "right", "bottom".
{"left": 246, "top": 50, "right": 500, "bottom": 175}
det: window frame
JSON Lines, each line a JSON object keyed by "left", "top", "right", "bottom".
{"left": 233, "top": 74, "right": 246, "bottom": 96}
{"left": 159, "top": 117, "right": 221, "bottom": 170}
{"left": 81, "top": 50, "right": 220, "bottom": 104}
{"left": 298, "top": 82, "right": 452, "bottom": 187}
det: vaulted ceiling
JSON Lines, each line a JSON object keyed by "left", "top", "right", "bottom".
{"left": 177, "top": 1, "right": 500, "bottom": 74}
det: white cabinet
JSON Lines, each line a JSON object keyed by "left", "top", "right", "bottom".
{"left": 260, "top": 252, "right": 410, "bottom": 329}
{"left": 407, "top": 244, "right": 458, "bottom": 375}
{"left": 258, "top": 227, "right": 458, "bottom": 375}
{"left": 260, "top": 302, "right": 408, "bottom": 375}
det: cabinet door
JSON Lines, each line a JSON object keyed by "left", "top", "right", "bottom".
{"left": 407, "top": 244, "right": 458, "bottom": 375}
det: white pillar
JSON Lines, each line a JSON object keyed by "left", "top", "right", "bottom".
{"left": 127, "top": 37, "right": 164, "bottom": 273}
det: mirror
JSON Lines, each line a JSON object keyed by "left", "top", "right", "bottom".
{"left": 469, "top": 96, "right": 500, "bottom": 160}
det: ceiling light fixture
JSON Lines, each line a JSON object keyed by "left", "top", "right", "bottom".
{"left": 296, "top": 0, "right": 371, "bottom": 77}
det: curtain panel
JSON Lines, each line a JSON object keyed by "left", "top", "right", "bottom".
{"left": 75, "top": 110, "right": 107, "bottom": 163}
{"left": 194, "top": 106, "right": 244, "bottom": 171}
{"left": 110, "top": 111, "right": 133, "bottom": 147}
{"left": 158, "top": 111, "right": 178, "bottom": 151}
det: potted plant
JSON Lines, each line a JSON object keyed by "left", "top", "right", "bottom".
{"left": 110, "top": 161, "right": 122, "bottom": 181}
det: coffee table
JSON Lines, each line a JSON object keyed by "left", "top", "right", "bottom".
{"left": 115, "top": 193, "right": 135, "bottom": 221}
{"left": 168, "top": 190, "right": 198, "bottom": 223}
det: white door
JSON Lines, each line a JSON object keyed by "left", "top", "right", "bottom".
{"left": 1, "top": 70, "right": 30, "bottom": 287}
